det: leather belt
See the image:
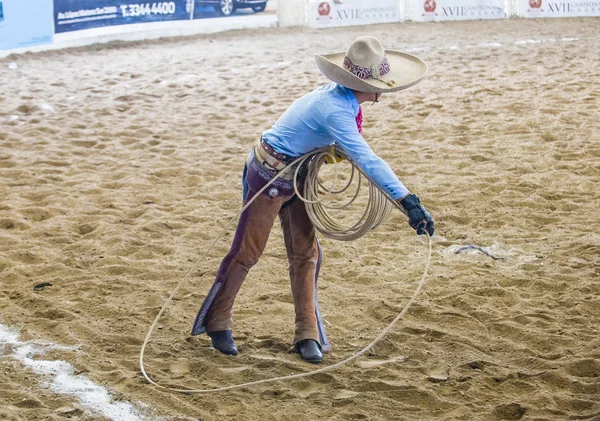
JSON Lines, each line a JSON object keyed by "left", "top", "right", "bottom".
{"left": 254, "top": 138, "right": 296, "bottom": 172}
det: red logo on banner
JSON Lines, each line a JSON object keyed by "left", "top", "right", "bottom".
{"left": 318, "top": 2, "right": 331, "bottom": 16}
{"left": 424, "top": 0, "right": 437, "bottom": 13}
{"left": 528, "top": 0, "right": 542, "bottom": 7}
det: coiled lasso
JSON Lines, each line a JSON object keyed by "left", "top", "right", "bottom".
{"left": 293, "top": 146, "right": 396, "bottom": 241}
{"left": 139, "top": 146, "right": 432, "bottom": 394}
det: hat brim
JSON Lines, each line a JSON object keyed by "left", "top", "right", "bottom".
{"left": 314, "top": 50, "right": 427, "bottom": 93}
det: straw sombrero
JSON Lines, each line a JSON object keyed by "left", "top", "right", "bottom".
{"left": 314, "top": 36, "right": 427, "bottom": 93}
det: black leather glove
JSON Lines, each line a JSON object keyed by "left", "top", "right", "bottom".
{"left": 398, "top": 194, "right": 434, "bottom": 236}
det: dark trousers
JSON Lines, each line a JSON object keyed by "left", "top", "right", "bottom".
{"left": 192, "top": 153, "right": 329, "bottom": 347}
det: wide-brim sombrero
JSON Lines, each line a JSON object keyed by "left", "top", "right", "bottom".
{"left": 313, "top": 37, "right": 428, "bottom": 93}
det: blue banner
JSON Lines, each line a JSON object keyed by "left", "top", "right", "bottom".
{"left": 0, "top": 0, "right": 54, "bottom": 51}
{"left": 54, "top": 0, "right": 192, "bottom": 33}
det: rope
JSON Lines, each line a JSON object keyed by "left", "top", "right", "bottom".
{"left": 294, "top": 148, "right": 394, "bottom": 241}
{"left": 454, "top": 245, "right": 507, "bottom": 261}
{"left": 139, "top": 146, "right": 432, "bottom": 394}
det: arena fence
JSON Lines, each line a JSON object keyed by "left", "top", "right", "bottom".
{"left": 1, "top": 0, "right": 599, "bottom": 57}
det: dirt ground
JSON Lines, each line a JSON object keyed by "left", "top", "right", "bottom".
{"left": 1, "top": 17, "right": 599, "bottom": 421}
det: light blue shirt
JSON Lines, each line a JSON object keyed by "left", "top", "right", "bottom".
{"left": 262, "top": 83, "right": 409, "bottom": 200}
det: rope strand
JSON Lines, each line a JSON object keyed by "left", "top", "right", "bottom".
{"left": 139, "top": 147, "right": 432, "bottom": 394}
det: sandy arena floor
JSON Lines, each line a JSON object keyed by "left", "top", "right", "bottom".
{"left": 1, "top": 17, "right": 599, "bottom": 421}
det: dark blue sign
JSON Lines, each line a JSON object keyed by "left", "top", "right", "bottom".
{"left": 54, "top": 0, "right": 192, "bottom": 33}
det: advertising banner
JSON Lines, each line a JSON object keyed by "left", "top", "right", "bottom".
{"left": 307, "top": 0, "right": 402, "bottom": 28}
{"left": 192, "top": 1, "right": 274, "bottom": 19}
{"left": 517, "top": 0, "right": 600, "bottom": 17}
{"left": 0, "top": 0, "right": 53, "bottom": 51}
{"left": 411, "top": 0, "right": 506, "bottom": 21}
{"left": 53, "top": 0, "right": 192, "bottom": 33}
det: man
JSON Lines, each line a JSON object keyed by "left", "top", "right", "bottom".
{"left": 191, "top": 36, "right": 434, "bottom": 364}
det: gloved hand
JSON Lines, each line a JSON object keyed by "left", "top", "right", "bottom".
{"left": 398, "top": 194, "right": 434, "bottom": 236}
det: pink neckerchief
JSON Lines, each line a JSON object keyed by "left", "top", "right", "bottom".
{"left": 356, "top": 106, "right": 363, "bottom": 134}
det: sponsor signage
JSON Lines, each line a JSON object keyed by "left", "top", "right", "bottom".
{"left": 0, "top": 0, "right": 53, "bottom": 51}
{"left": 412, "top": 0, "right": 506, "bottom": 21}
{"left": 53, "top": 0, "right": 192, "bottom": 33}
{"left": 517, "top": 0, "right": 600, "bottom": 17}
{"left": 307, "top": 0, "right": 402, "bottom": 28}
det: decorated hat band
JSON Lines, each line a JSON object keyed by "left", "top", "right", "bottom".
{"left": 343, "top": 55, "right": 391, "bottom": 80}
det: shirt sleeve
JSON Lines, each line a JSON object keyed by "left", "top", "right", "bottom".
{"left": 325, "top": 108, "right": 410, "bottom": 201}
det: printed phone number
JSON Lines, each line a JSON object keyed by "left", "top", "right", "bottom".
{"left": 120, "top": 2, "right": 177, "bottom": 17}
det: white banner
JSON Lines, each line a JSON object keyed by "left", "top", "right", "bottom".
{"left": 516, "top": 0, "right": 600, "bottom": 17}
{"left": 410, "top": 0, "right": 506, "bottom": 21}
{"left": 306, "top": 0, "right": 402, "bottom": 28}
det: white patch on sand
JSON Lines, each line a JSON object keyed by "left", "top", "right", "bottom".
{"left": 478, "top": 42, "right": 503, "bottom": 48}
{"left": 38, "top": 103, "right": 55, "bottom": 113}
{"left": 514, "top": 39, "right": 543, "bottom": 45}
{"left": 437, "top": 37, "right": 577, "bottom": 52}
{"left": 0, "top": 324, "right": 145, "bottom": 421}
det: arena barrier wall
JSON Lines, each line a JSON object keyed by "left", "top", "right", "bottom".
{"left": 513, "top": 0, "right": 600, "bottom": 17}
{"left": 54, "top": 0, "right": 192, "bottom": 34}
{"left": 407, "top": 0, "right": 508, "bottom": 21}
{"left": 0, "top": 0, "right": 54, "bottom": 52}
{"left": 305, "top": 0, "right": 403, "bottom": 28}
{"left": 1, "top": 0, "right": 600, "bottom": 57}
{"left": 0, "top": 0, "right": 278, "bottom": 57}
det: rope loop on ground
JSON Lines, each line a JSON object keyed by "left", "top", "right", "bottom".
{"left": 139, "top": 146, "right": 432, "bottom": 394}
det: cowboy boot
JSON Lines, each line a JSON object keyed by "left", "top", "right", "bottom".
{"left": 208, "top": 330, "right": 238, "bottom": 356}
{"left": 295, "top": 339, "right": 323, "bottom": 364}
